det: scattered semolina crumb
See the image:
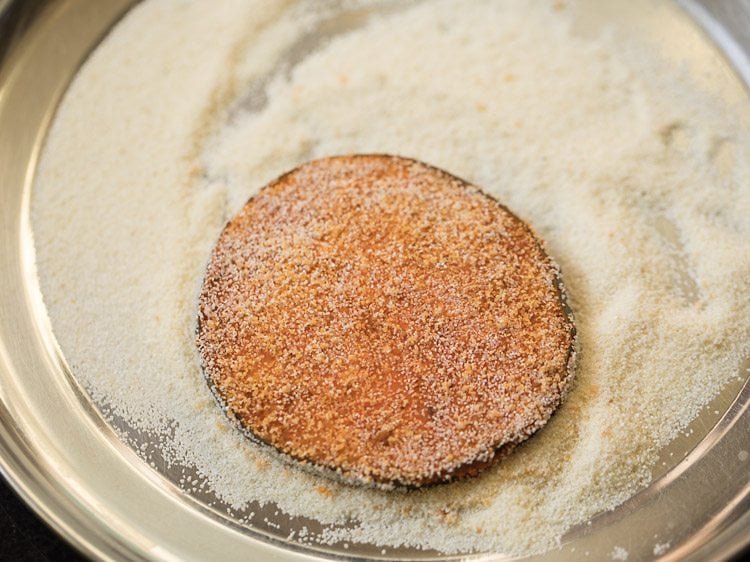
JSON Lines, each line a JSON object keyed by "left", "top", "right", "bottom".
{"left": 611, "top": 545, "right": 629, "bottom": 560}
{"left": 32, "top": 0, "right": 750, "bottom": 557}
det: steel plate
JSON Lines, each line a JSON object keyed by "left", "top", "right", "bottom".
{"left": 0, "top": 1, "right": 749, "bottom": 560}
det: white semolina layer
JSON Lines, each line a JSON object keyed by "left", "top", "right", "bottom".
{"left": 31, "top": 0, "right": 750, "bottom": 556}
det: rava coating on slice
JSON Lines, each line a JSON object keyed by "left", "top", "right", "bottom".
{"left": 197, "top": 155, "right": 576, "bottom": 488}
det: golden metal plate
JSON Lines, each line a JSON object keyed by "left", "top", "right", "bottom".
{"left": 0, "top": 1, "right": 748, "bottom": 560}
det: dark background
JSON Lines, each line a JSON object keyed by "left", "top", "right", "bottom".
{"left": 0, "top": 476, "right": 85, "bottom": 562}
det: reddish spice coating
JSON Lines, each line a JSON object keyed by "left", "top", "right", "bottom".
{"left": 197, "top": 155, "right": 576, "bottom": 488}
